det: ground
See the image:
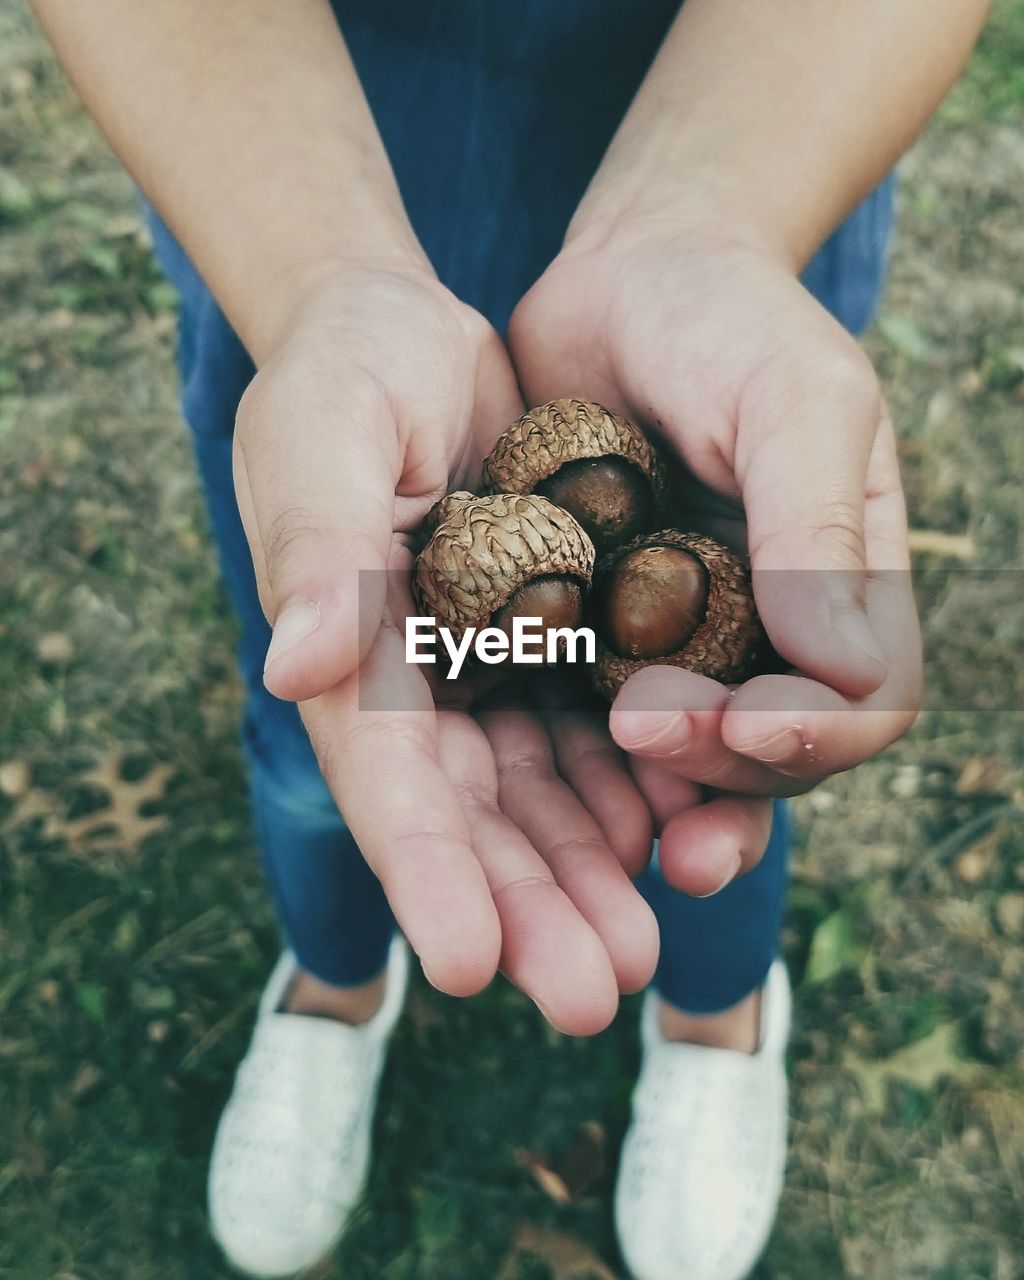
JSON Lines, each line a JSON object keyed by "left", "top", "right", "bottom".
{"left": 1, "top": 4, "right": 1023, "bottom": 1278}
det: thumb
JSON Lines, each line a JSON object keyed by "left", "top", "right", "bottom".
{"left": 233, "top": 377, "right": 398, "bottom": 703}
{"left": 738, "top": 350, "right": 887, "bottom": 697}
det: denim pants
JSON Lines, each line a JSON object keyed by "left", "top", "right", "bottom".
{"left": 145, "top": 0, "right": 894, "bottom": 1012}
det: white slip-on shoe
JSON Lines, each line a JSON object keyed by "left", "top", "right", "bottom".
{"left": 614, "top": 960, "right": 791, "bottom": 1280}
{"left": 207, "top": 934, "right": 409, "bottom": 1278}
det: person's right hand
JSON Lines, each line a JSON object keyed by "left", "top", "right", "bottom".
{"left": 232, "top": 264, "right": 658, "bottom": 1034}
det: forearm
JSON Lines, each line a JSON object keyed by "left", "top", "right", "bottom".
{"left": 31, "top": 0, "right": 429, "bottom": 362}
{"left": 569, "top": 0, "right": 990, "bottom": 267}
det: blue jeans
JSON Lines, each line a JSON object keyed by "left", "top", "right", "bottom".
{"left": 145, "top": 0, "right": 894, "bottom": 1011}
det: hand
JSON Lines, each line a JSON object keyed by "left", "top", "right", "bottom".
{"left": 509, "top": 228, "right": 922, "bottom": 893}
{"left": 233, "top": 263, "right": 657, "bottom": 1032}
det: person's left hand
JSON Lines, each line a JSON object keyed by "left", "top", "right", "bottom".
{"left": 507, "top": 223, "right": 922, "bottom": 897}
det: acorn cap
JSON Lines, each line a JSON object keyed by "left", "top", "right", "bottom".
{"left": 480, "top": 398, "right": 667, "bottom": 509}
{"left": 413, "top": 492, "right": 595, "bottom": 644}
{"left": 420, "top": 490, "right": 473, "bottom": 542}
{"left": 589, "top": 530, "right": 767, "bottom": 700}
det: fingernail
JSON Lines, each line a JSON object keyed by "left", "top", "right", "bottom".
{"left": 831, "top": 603, "right": 886, "bottom": 671}
{"left": 420, "top": 957, "right": 442, "bottom": 992}
{"left": 532, "top": 996, "right": 553, "bottom": 1024}
{"left": 619, "top": 710, "right": 692, "bottom": 754}
{"left": 694, "top": 852, "right": 743, "bottom": 898}
{"left": 264, "top": 600, "right": 321, "bottom": 671}
{"left": 739, "top": 726, "right": 805, "bottom": 765}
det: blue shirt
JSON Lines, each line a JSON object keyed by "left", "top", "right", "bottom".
{"left": 333, "top": 0, "right": 682, "bottom": 326}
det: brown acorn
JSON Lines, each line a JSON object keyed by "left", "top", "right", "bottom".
{"left": 480, "top": 398, "right": 667, "bottom": 554}
{"left": 588, "top": 530, "right": 767, "bottom": 699}
{"left": 413, "top": 492, "right": 595, "bottom": 659}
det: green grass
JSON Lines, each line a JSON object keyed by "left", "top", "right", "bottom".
{"left": 942, "top": 0, "right": 1024, "bottom": 126}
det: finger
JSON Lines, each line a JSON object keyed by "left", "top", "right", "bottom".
{"left": 610, "top": 666, "right": 808, "bottom": 796}
{"left": 722, "top": 676, "right": 916, "bottom": 779}
{"left": 435, "top": 712, "right": 620, "bottom": 1036}
{"left": 463, "top": 329, "right": 528, "bottom": 474}
{"left": 506, "top": 280, "right": 626, "bottom": 415}
{"left": 658, "top": 795, "right": 774, "bottom": 897}
{"left": 722, "top": 568, "right": 922, "bottom": 777}
{"left": 737, "top": 339, "right": 889, "bottom": 698}
{"left": 535, "top": 678, "right": 653, "bottom": 877}
{"left": 627, "top": 756, "right": 702, "bottom": 834}
{"left": 301, "top": 616, "right": 501, "bottom": 998}
{"left": 479, "top": 700, "right": 660, "bottom": 995}
{"left": 233, "top": 372, "right": 398, "bottom": 703}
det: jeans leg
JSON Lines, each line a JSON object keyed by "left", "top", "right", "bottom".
{"left": 801, "top": 174, "right": 897, "bottom": 336}
{"left": 192, "top": 425, "right": 396, "bottom": 987}
{"left": 638, "top": 804, "right": 791, "bottom": 1014}
{"left": 145, "top": 202, "right": 395, "bottom": 987}
{"left": 646, "top": 176, "right": 896, "bottom": 1014}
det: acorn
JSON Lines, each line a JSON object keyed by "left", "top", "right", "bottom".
{"left": 480, "top": 398, "right": 667, "bottom": 554}
{"left": 413, "top": 492, "right": 595, "bottom": 660}
{"left": 588, "top": 530, "right": 767, "bottom": 699}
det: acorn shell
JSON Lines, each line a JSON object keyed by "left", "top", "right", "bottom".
{"left": 589, "top": 530, "right": 767, "bottom": 700}
{"left": 413, "top": 492, "right": 595, "bottom": 645}
{"left": 480, "top": 398, "right": 667, "bottom": 511}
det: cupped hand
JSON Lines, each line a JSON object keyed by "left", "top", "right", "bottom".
{"left": 233, "top": 264, "right": 657, "bottom": 1032}
{"left": 509, "top": 228, "right": 922, "bottom": 892}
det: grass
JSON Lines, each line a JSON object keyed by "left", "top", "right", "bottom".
{"left": 1, "top": 1, "right": 1023, "bottom": 1277}
{"left": 941, "top": 0, "right": 1024, "bottom": 126}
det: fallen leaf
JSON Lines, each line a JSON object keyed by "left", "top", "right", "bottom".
{"left": 0, "top": 759, "right": 30, "bottom": 798}
{"left": 555, "top": 1121, "right": 606, "bottom": 1199}
{"left": 2, "top": 786, "right": 54, "bottom": 832}
{"left": 995, "top": 893, "right": 1024, "bottom": 941}
{"left": 804, "top": 908, "right": 865, "bottom": 986}
{"left": 70, "top": 1062, "right": 103, "bottom": 1098}
{"left": 906, "top": 529, "right": 976, "bottom": 561}
{"left": 35, "top": 631, "right": 74, "bottom": 664}
{"left": 1, "top": 753, "right": 173, "bottom": 856}
{"left": 841, "top": 1022, "right": 980, "bottom": 1114}
{"left": 808, "top": 788, "right": 837, "bottom": 814}
{"left": 5, "top": 67, "right": 35, "bottom": 97}
{"left": 878, "top": 313, "right": 932, "bottom": 361}
{"left": 62, "top": 752, "right": 173, "bottom": 856}
{"left": 889, "top": 764, "right": 922, "bottom": 799}
{"left": 35, "top": 979, "right": 59, "bottom": 1007}
{"left": 955, "top": 756, "right": 1008, "bottom": 796}
{"left": 498, "top": 1224, "right": 619, "bottom": 1280}
{"left": 975, "top": 1087, "right": 1024, "bottom": 1201}
{"left": 517, "top": 1148, "right": 571, "bottom": 1205}
{"left": 954, "top": 828, "right": 1001, "bottom": 884}
{"left": 924, "top": 388, "right": 955, "bottom": 427}
{"left": 517, "top": 1122, "right": 606, "bottom": 1206}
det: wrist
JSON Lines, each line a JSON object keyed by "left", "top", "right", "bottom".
{"left": 562, "top": 163, "right": 803, "bottom": 274}
{"left": 241, "top": 231, "right": 434, "bottom": 367}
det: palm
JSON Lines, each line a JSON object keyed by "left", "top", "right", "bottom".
{"left": 240, "top": 265, "right": 659, "bottom": 1031}
{"left": 508, "top": 234, "right": 921, "bottom": 893}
